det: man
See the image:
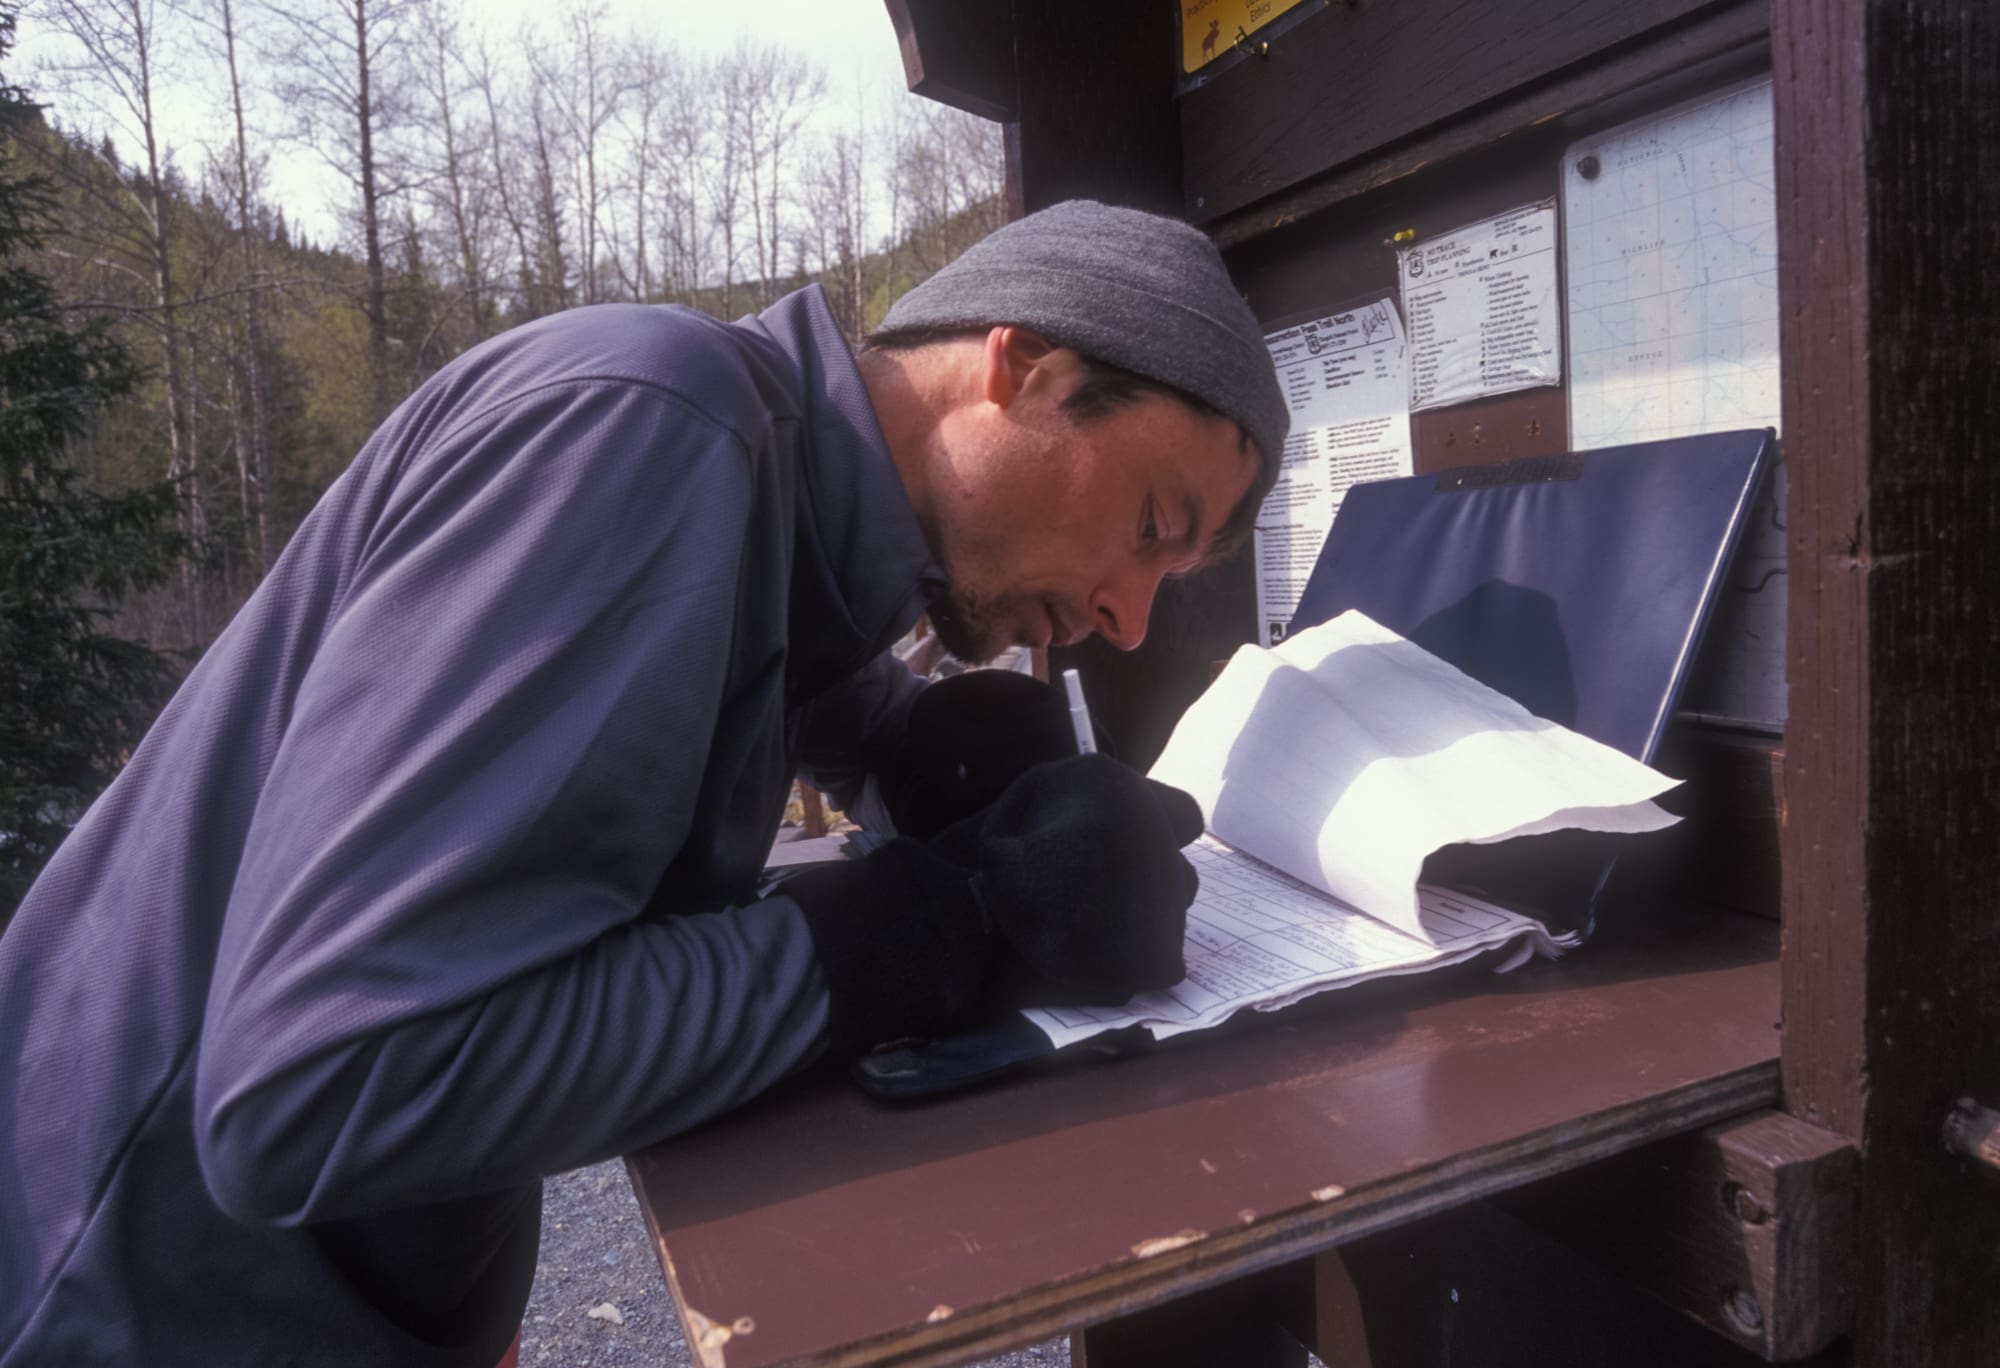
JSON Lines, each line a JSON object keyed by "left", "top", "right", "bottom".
{"left": 0, "top": 200, "right": 1287, "bottom": 1365}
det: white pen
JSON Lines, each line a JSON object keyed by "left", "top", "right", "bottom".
{"left": 1061, "top": 667, "right": 1097, "bottom": 755}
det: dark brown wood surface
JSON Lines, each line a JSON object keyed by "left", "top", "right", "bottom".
{"left": 1771, "top": 0, "right": 1871, "bottom": 1154}
{"left": 1335, "top": 1200, "right": 1816, "bottom": 1368}
{"left": 1773, "top": 0, "right": 2000, "bottom": 1360}
{"left": 631, "top": 910, "right": 1778, "bottom": 1368}
{"left": 1007, "top": 0, "right": 1183, "bottom": 216}
{"left": 1649, "top": 729, "right": 1784, "bottom": 918}
{"left": 885, "top": 0, "right": 1016, "bottom": 123}
{"left": 1180, "top": 0, "right": 1736, "bottom": 223}
{"left": 1501, "top": 1109, "right": 1857, "bottom": 1359}
{"left": 1203, "top": 2, "right": 1770, "bottom": 250}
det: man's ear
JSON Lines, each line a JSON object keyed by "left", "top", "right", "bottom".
{"left": 980, "top": 325, "right": 1058, "bottom": 408}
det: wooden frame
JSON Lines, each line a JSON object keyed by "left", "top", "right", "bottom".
{"left": 1772, "top": 0, "right": 2000, "bottom": 1358}
{"left": 625, "top": 3, "right": 1999, "bottom": 1362}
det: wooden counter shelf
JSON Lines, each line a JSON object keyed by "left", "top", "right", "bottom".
{"left": 628, "top": 902, "right": 1779, "bottom": 1368}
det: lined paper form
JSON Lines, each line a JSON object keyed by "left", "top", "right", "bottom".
{"left": 1023, "top": 612, "right": 1673, "bottom": 1047}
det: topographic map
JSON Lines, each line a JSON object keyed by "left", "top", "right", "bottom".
{"left": 1563, "top": 79, "right": 1785, "bottom": 729}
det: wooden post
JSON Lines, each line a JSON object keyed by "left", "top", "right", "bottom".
{"left": 1773, "top": 0, "right": 2000, "bottom": 1359}
{"left": 798, "top": 783, "right": 826, "bottom": 839}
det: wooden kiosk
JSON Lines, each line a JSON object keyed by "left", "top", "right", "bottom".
{"left": 627, "top": 3, "right": 1998, "bottom": 1363}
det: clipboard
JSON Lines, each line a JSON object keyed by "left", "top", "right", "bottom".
{"left": 1288, "top": 427, "right": 1774, "bottom": 935}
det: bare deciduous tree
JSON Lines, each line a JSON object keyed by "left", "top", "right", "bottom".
{"left": 612, "top": 34, "right": 675, "bottom": 303}
{"left": 523, "top": 74, "right": 572, "bottom": 314}
{"left": 261, "top": 0, "right": 421, "bottom": 420}
{"left": 653, "top": 49, "right": 715, "bottom": 307}
{"left": 184, "top": 0, "right": 272, "bottom": 571}
{"left": 464, "top": 23, "right": 536, "bottom": 318}
{"left": 525, "top": 0, "right": 632, "bottom": 307}
{"left": 414, "top": 0, "right": 492, "bottom": 344}
{"left": 31, "top": 0, "right": 207, "bottom": 636}
{"left": 895, "top": 98, "right": 1004, "bottom": 276}
{"left": 800, "top": 116, "right": 870, "bottom": 340}
{"left": 719, "top": 37, "right": 823, "bottom": 309}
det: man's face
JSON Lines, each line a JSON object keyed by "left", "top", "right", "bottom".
{"left": 919, "top": 337, "right": 1256, "bottom": 662}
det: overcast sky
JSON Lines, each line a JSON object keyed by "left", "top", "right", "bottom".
{"left": 15, "top": 0, "right": 920, "bottom": 247}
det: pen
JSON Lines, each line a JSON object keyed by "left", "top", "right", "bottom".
{"left": 1062, "top": 668, "right": 1097, "bottom": 755}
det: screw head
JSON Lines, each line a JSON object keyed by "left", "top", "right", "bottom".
{"left": 1722, "top": 1181, "right": 1769, "bottom": 1225}
{"left": 1723, "top": 1286, "right": 1764, "bottom": 1334}
{"left": 1577, "top": 154, "right": 1601, "bottom": 180}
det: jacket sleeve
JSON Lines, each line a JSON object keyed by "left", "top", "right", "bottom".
{"left": 194, "top": 376, "right": 829, "bottom": 1227}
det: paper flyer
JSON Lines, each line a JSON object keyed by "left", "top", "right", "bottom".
{"left": 1254, "top": 301, "right": 1413, "bottom": 646}
{"left": 1400, "top": 201, "right": 1562, "bottom": 411}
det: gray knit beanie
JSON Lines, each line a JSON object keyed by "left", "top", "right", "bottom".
{"left": 880, "top": 200, "right": 1290, "bottom": 463}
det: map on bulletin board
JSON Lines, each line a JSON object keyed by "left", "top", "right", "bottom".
{"left": 1562, "top": 78, "right": 1785, "bottom": 731}
{"left": 1180, "top": 0, "right": 1308, "bottom": 72}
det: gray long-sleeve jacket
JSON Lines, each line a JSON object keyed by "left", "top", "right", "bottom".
{"left": 0, "top": 285, "right": 935, "bottom": 1366}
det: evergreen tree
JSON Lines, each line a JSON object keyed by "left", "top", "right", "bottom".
{"left": 0, "top": 17, "right": 184, "bottom": 924}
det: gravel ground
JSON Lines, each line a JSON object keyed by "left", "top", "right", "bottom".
{"left": 521, "top": 1161, "right": 1068, "bottom": 1368}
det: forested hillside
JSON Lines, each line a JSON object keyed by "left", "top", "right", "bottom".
{"left": 13, "top": 0, "right": 1003, "bottom": 653}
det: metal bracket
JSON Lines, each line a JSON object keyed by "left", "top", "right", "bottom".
{"left": 1944, "top": 1097, "right": 2000, "bottom": 1173}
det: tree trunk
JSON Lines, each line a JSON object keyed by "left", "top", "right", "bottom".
{"left": 130, "top": 0, "right": 203, "bottom": 643}
{"left": 476, "top": 43, "right": 536, "bottom": 316}
{"left": 428, "top": 16, "right": 483, "bottom": 339}
{"left": 221, "top": 0, "right": 271, "bottom": 571}
{"left": 354, "top": 0, "right": 389, "bottom": 420}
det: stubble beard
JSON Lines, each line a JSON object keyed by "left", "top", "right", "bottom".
{"left": 925, "top": 582, "right": 1019, "bottom": 664}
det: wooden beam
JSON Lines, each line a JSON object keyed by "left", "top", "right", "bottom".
{"left": 1502, "top": 1111, "right": 1857, "bottom": 1360}
{"left": 1774, "top": 0, "right": 2000, "bottom": 1359}
{"left": 1181, "top": 0, "right": 1744, "bottom": 224}
{"left": 884, "top": 0, "right": 1017, "bottom": 122}
{"left": 1773, "top": 0, "right": 1872, "bottom": 1152}
{"left": 1007, "top": 0, "right": 1183, "bottom": 215}
{"left": 1203, "top": 1, "right": 1770, "bottom": 245}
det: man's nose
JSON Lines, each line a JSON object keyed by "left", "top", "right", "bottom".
{"left": 1089, "top": 566, "right": 1165, "bottom": 651}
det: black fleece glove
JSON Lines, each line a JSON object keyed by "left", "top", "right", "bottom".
{"left": 787, "top": 753, "right": 1204, "bottom": 1056}
{"left": 877, "top": 670, "right": 1089, "bottom": 840}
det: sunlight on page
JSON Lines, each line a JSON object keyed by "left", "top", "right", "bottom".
{"left": 1022, "top": 611, "right": 1676, "bottom": 1048}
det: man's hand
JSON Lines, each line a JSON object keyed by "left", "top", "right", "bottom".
{"left": 930, "top": 753, "right": 1201, "bottom": 1000}
{"left": 877, "top": 670, "right": 1088, "bottom": 840}
{"left": 787, "top": 754, "right": 1203, "bottom": 1055}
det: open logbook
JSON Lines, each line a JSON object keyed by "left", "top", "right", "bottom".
{"left": 1023, "top": 610, "right": 1682, "bottom": 1049}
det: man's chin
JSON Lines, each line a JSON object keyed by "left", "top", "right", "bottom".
{"left": 925, "top": 596, "right": 1013, "bottom": 665}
